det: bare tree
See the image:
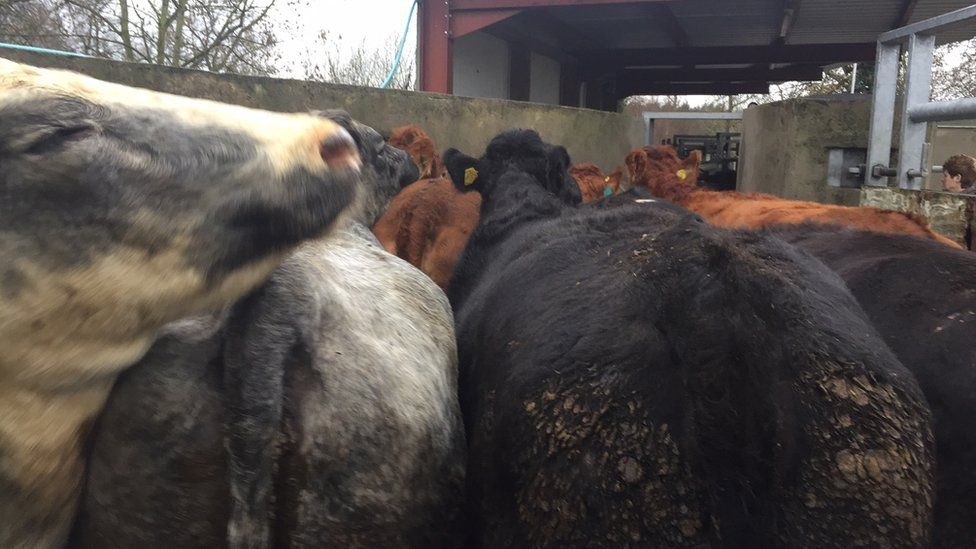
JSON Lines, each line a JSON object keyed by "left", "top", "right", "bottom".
{"left": 932, "top": 38, "right": 976, "bottom": 100}
{"left": 303, "top": 32, "right": 416, "bottom": 90}
{"left": 0, "top": 0, "right": 284, "bottom": 75}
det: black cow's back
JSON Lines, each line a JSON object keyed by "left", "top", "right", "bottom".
{"left": 453, "top": 202, "right": 935, "bottom": 547}
{"left": 774, "top": 224, "right": 976, "bottom": 548}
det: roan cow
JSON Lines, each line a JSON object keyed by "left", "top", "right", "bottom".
{"left": 627, "top": 145, "right": 961, "bottom": 248}
{"left": 444, "top": 129, "right": 934, "bottom": 547}
{"left": 0, "top": 60, "right": 361, "bottom": 549}
{"left": 71, "top": 111, "right": 466, "bottom": 548}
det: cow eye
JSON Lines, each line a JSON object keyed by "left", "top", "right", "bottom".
{"left": 25, "top": 125, "right": 94, "bottom": 155}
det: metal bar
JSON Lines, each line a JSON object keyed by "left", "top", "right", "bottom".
{"left": 577, "top": 43, "right": 876, "bottom": 71}
{"left": 643, "top": 112, "right": 743, "bottom": 121}
{"left": 897, "top": 32, "right": 936, "bottom": 189}
{"left": 909, "top": 98, "right": 976, "bottom": 122}
{"left": 879, "top": 4, "right": 976, "bottom": 44}
{"left": 865, "top": 41, "right": 900, "bottom": 186}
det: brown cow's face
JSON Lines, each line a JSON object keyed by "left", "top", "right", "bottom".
{"left": 0, "top": 60, "right": 361, "bottom": 376}
{"left": 625, "top": 146, "right": 701, "bottom": 202}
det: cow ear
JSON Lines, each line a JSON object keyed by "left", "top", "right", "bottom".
{"left": 625, "top": 149, "right": 647, "bottom": 185}
{"left": 443, "top": 148, "right": 482, "bottom": 192}
{"left": 685, "top": 150, "right": 702, "bottom": 170}
{"left": 608, "top": 167, "right": 623, "bottom": 191}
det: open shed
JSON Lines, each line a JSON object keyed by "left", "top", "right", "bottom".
{"left": 418, "top": 0, "right": 976, "bottom": 110}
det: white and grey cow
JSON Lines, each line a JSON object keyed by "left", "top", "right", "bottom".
{"left": 72, "top": 112, "right": 466, "bottom": 548}
{"left": 0, "top": 60, "right": 363, "bottom": 548}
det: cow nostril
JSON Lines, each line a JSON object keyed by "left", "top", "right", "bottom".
{"left": 320, "top": 128, "right": 359, "bottom": 168}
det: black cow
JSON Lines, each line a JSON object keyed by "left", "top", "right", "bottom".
{"left": 771, "top": 224, "right": 976, "bottom": 548}
{"left": 444, "top": 129, "right": 935, "bottom": 547}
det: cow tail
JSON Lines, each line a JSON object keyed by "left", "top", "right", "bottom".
{"left": 222, "top": 281, "right": 295, "bottom": 549}
{"left": 651, "top": 226, "right": 799, "bottom": 546}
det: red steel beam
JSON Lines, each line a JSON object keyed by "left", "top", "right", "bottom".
{"left": 453, "top": 9, "right": 522, "bottom": 38}
{"left": 419, "top": 0, "right": 452, "bottom": 94}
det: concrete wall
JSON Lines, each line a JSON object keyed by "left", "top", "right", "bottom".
{"left": 3, "top": 49, "right": 643, "bottom": 172}
{"left": 739, "top": 95, "right": 897, "bottom": 207}
{"left": 529, "top": 52, "right": 560, "bottom": 106}
{"left": 925, "top": 120, "right": 976, "bottom": 190}
{"left": 453, "top": 32, "right": 510, "bottom": 100}
{"left": 861, "top": 187, "right": 973, "bottom": 249}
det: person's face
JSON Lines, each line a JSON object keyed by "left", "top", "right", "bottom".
{"left": 942, "top": 171, "right": 964, "bottom": 192}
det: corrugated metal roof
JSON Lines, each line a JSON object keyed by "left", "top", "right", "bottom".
{"left": 542, "top": 0, "right": 976, "bottom": 49}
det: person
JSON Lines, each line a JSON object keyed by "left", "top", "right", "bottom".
{"left": 941, "top": 154, "right": 976, "bottom": 193}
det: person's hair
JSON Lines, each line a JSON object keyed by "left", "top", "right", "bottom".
{"left": 942, "top": 154, "right": 976, "bottom": 186}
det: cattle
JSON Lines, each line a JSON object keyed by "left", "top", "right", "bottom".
{"left": 569, "top": 163, "right": 622, "bottom": 203}
{"left": 373, "top": 176, "right": 481, "bottom": 290}
{"left": 627, "top": 145, "right": 962, "bottom": 248}
{"left": 375, "top": 132, "right": 590, "bottom": 289}
{"left": 388, "top": 124, "right": 446, "bottom": 180}
{"left": 0, "top": 60, "right": 361, "bottom": 549}
{"left": 769, "top": 224, "right": 976, "bottom": 548}
{"left": 71, "top": 112, "right": 466, "bottom": 548}
{"left": 444, "top": 128, "right": 934, "bottom": 547}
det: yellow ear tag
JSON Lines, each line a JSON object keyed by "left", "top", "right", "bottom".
{"left": 676, "top": 169, "right": 687, "bottom": 180}
{"left": 604, "top": 176, "right": 610, "bottom": 183}
{"left": 464, "top": 167, "right": 479, "bottom": 186}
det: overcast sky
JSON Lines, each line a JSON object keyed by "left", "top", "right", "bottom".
{"left": 274, "top": 0, "right": 419, "bottom": 79}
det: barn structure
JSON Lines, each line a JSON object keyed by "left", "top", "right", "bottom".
{"left": 418, "top": 0, "right": 976, "bottom": 110}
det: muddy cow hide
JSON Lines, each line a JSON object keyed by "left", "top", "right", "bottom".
{"left": 72, "top": 112, "right": 466, "bottom": 548}
{"left": 771, "top": 224, "right": 976, "bottom": 548}
{"left": 0, "top": 60, "right": 361, "bottom": 549}
{"left": 444, "top": 129, "right": 935, "bottom": 547}
{"left": 626, "top": 145, "right": 961, "bottom": 248}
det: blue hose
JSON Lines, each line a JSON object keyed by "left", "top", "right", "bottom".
{"left": 0, "top": 42, "right": 93, "bottom": 58}
{"left": 380, "top": 0, "right": 418, "bottom": 89}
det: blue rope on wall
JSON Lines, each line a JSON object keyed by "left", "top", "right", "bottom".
{"left": 380, "top": 0, "right": 418, "bottom": 89}
{"left": 0, "top": 42, "right": 93, "bottom": 58}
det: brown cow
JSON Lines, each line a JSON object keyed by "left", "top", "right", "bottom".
{"left": 388, "top": 125, "right": 446, "bottom": 180}
{"left": 570, "top": 163, "right": 623, "bottom": 203}
{"left": 373, "top": 177, "right": 481, "bottom": 290}
{"left": 627, "top": 145, "right": 962, "bottom": 248}
{"left": 379, "top": 128, "right": 625, "bottom": 289}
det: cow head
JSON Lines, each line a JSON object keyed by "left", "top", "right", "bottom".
{"left": 317, "top": 110, "right": 418, "bottom": 227}
{"left": 388, "top": 124, "right": 444, "bottom": 180}
{"left": 0, "top": 59, "right": 362, "bottom": 376}
{"left": 444, "top": 129, "right": 581, "bottom": 206}
{"left": 625, "top": 145, "right": 701, "bottom": 203}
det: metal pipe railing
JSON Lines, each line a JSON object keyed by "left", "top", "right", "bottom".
{"left": 865, "top": 6, "right": 976, "bottom": 190}
{"left": 879, "top": 4, "right": 976, "bottom": 44}
{"left": 909, "top": 98, "right": 976, "bottom": 123}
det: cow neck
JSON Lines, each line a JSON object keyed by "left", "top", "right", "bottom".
{"left": 447, "top": 176, "right": 564, "bottom": 309}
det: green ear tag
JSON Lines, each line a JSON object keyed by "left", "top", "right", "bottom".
{"left": 604, "top": 185, "right": 613, "bottom": 197}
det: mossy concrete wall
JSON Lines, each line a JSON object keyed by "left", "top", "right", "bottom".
{"left": 739, "top": 95, "right": 900, "bottom": 207}
{"left": 861, "top": 187, "right": 973, "bottom": 249}
{"left": 3, "top": 50, "right": 642, "bottom": 172}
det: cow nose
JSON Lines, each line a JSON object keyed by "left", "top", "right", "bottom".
{"left": 320, "top": 127, "right": 359, "bottom": 170}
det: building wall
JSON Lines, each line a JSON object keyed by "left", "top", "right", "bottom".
{"left": 529, "top": 52, "right": 560, "bottom": 105}
{"left": 4, "top": 49, "right": 643, "bottom": 175}
{"left": 452, "top": 31, "right": 510, "bottom": 100}
{"left": 738, "top": 95, "right": 896, "bottom": 207}
{"left": 861, "top": 187, "right": 973, "bottom": 249}
{"left": 926, "top": 120, "right": 976, "bottom": 190}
